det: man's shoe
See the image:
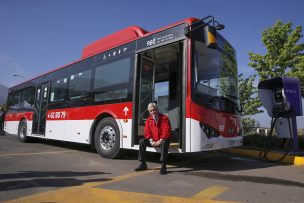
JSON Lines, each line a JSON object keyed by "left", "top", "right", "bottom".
{"left": 159, "top": 166, "right": 167, "bottom": 175}
{"left": 134, "top": 162, "right": 147, "bottom": 171}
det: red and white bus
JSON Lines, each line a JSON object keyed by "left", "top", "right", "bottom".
{"left": 4, "top": 16, "right": 243, "bottom": 158}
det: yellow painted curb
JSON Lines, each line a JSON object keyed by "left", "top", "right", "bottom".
{"left": 222, "top": 148, "right": 304, "bottom": 166}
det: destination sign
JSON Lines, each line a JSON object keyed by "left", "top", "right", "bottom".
{"left": 136, "top": 23, "right": 187, "bottom": 52}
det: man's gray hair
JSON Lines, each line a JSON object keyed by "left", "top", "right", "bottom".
{"left": 147, "top": 102, "right": 158, "bottom": 110}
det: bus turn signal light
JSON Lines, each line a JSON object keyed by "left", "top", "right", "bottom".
{"left": 204, "top": 26, "right": 217, "bottom": 49}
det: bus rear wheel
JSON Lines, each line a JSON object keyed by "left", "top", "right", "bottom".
{"left": 18, "top": 119, "right": 29, "bottom": 142}
{"left": 94, "top": 117, "right": 121, "bottom": 159}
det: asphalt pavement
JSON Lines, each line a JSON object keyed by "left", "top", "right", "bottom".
{"left": 1, "top": 134, "right": 303, "bottom": 203}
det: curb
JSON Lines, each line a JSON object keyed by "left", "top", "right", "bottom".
{"left": 222, "top": 148, "right": 304, "bottom": 166}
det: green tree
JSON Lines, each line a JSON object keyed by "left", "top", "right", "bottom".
{"left": 238, "top": 74, "right": 262, "bottom": 133}
{"left": 0, "top": 103, "right": 6, "bottom": 111}
{"left": 249, "top": 20, "right": 304, "bottom": 96}
{"left": 238, "top": 74, "right": 262, "bottom": 116}
{"left": 218, "top": 44, "right": 238, "bottom": 97}
{"left": 241, "top": 117, "right": 256, "bottom": 134}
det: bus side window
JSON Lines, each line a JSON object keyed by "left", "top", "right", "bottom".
{"left": 11, "top": 91, "right": 22, "bottom": 109}
{"left": 20, "top": 87, "right": 35, "bottom": 109}
{"left": 69, "top": 69, "right": 92, "bottom": 100}
{"left": 50, "top": 78, "right": 68, "bottom": 102}
{"left": 94, "top": 57, "right": 131, "bottom": 102}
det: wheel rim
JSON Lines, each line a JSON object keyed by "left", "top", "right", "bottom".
{"left": 19, "top": 123, "right": 26, "bottom": 139}
{"left": 99, "top": 126, "right": 116, "bottom": 151}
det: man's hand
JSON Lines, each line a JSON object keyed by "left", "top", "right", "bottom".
{"left": 154, "top": 139, "right": 162, "bottom": 147}
{"left": 149, "top": 138, "right": 156, "bottom": 147}
{"left": 149, "top": 139, "right": 162, "bottom": 147}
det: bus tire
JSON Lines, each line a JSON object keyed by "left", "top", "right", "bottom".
{"left": 18, "top": 119, "right": 29, "bottom": 142}
{"left": 94, "top": 117, "right": 121, "bottom": 159}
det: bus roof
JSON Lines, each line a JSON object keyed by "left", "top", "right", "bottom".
{"left": 81, "top": 17, "right": 198, "bottom": 59}
{"left": 11, "top": 17, "right": 198, "bottom": 89}
{"left": 81, "top": 26, "right": 148, "bottom": 59}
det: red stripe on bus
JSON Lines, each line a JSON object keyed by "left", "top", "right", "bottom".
{"left": 46, "top": 102, "right": 133, "bottom": 120}
{"left": 189, "top": 102, "right": 241, "bottom": 138}
{"left": 5, "top": 102, "right": 133, "bottom": 122}
{"left": 5, "top": 112, "right": 34, "bottom": 121}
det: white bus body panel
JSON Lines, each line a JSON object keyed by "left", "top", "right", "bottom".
{"left": 43, "top": 118, "right": 131, "bottom": 147}
{"left": 188, "top": 118, "right": 242, "bottom": 152}
{"left": 45, "top": 120, "right": 91, "bottom": 144}
{"left": 45, "top": 120, "right": 65, "bottom": 141}
{"left": 4, "top": 121, "right": 19, "bottom": 135}
{"left": 185, "top": 118, "right": 191, "bottom": 152}
{"left": 119, "top": 119, "right": 132, "bottom": 149}
{"left": 64, "top": 120, "right": 91, "bottom": 144}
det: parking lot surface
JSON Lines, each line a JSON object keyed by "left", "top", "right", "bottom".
{"left": 0, "top": 135, "right": 303, "bottom": 202}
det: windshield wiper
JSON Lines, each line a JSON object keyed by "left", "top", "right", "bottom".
{"left": 223, "top": 94, "right": 239, "bottom": 101}
{"left": 206, "top": 95, "right": 225, "bottom": 106}
{"left": 222, "top": 94, "right": 243, "bottom": 113}
{"left": 220, "top": 94, "right": 239, "bottom": 106}
{"left": 207, "top": 95, "right": 241, "bottom": 111}
{"left": 205, "top": 95, "right": 243, "bottom": 113}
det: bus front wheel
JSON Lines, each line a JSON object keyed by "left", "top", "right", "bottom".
{"left": 18, "top": 119, "right": 29, "bottom": 142}
{"left": 94, "top": 117, "right": 121, "bottom": 159}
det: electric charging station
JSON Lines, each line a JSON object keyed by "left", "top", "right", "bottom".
{"left": 258, "top": 77, "right": 303, "bottom": 161}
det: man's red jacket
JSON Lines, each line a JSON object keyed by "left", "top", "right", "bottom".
{"left": 144, "top": 113, "right": 172, "bottom": 141}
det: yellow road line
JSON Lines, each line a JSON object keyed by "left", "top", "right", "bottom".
{"left": 4, "top": 169, "right": 235, "bottom": 203}
{"left": 5, "top": 184, "right": 235, "bottom": 203}
{"left": 192, "top": 185, "right": 229, "bottom": 200}
{"left": 69, "top": 187, "right": 235, "bottom": 203}
{"left": 89, "top": 169, "right": 157, "bottom": 187}
{"left": 4, "top": 169, "right": 155, "bottom": 203}
{"left": 4, "top": 152, "right": 229, "bottom": 203}
{"left": 0, "top": 150, "right": 73, "bottom": 157}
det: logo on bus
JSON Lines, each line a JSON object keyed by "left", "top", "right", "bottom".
{"left": 218, "top": 124, "right": 224, "bottom": 131}
{"left": 147, "top": 38, "right": 156, "bottom": 46}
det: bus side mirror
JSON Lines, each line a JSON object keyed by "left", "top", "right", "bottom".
{"left": 204, "top": 25, "right": 217, "bottom": 49}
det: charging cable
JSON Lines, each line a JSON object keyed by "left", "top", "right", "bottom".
{"left": 258, "top": 114, "right": 292, "bottom": 162}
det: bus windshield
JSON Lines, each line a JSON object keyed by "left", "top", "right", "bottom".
{"left": 192, "top": 32, "right": 240, "bottom": 113}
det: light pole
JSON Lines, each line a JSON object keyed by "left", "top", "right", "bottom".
{"left": 13, "top": 74, "right": 26, "bottom": 80}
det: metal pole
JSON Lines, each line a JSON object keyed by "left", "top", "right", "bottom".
{"left": 292, "top": 116, "right": 299, "bottom": 152}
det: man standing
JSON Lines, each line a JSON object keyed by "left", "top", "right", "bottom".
{"left": 135, "top": 102, "right": 171, "bottom": 175}
{"left": 0, "top": 108, "right": 5, "bottom": 135}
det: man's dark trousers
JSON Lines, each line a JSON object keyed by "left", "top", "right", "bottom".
{"left": 138, "top": 138, "right": 170, "bottom": 163}
{"left": 0, "top": 120, "right": 4, "bottom": 135}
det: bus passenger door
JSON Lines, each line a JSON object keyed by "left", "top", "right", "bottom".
{"left": 137, "top": 56, "right": 154, "bottom": 140}
{"left": 32, "top": 82, "right": 49, "bottom": 135}
{"left": 134, "top": 42, "right": 182, "bottom": 148}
